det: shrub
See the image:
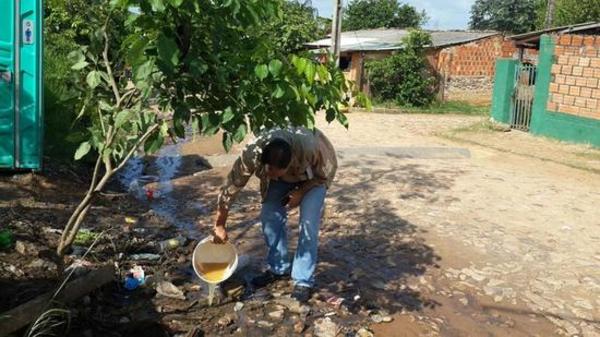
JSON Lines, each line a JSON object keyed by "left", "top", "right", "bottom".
{"left": 366, "top": 29, "right": 436, "bottom": 107}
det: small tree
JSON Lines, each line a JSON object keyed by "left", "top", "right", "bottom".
{"left": 366, "top": 30, "right": 435, "bottom": 107}
{"left": 343, "top": 0, "right": 427, "bottom": 31}
{"left": 56, "top": 0, "right": 353, "bottom": 263}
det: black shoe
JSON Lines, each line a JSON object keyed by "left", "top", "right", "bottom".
{"left": 251, "top": 270, "right": 289, "bottom": 288}
{"left": 291, "top": 285, "right": 311, "bottom": 303}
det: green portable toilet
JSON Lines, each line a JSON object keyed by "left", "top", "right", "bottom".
{"left": 0, "top": 0, "right": 43, "bottom": 170}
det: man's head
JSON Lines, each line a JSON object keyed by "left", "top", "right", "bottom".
{"left": 261, "top": 138, "right": 292, "bottom": 179}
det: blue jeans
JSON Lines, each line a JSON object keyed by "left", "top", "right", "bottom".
{"left": 260, "top": 180, "right": 326, "bottom": 288}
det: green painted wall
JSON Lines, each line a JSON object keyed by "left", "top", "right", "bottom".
{"left": 491, "top": 59, "right": 518, "bottom": 124}
{"left": 530, "top": 35, "right": 600, "bottom": 147}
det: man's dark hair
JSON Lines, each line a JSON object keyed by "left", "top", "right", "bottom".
{"left": 261, "top": 138, "right": 292, "bottom": 169}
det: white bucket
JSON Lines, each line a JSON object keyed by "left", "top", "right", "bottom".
{"left": 192, "top": 237, "right": 238, "bottom": 284}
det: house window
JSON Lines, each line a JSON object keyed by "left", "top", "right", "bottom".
{"left": 339, "top": 56, "right": 352, "bottom": 71}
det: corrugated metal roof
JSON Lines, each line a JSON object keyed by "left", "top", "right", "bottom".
{"left": 509, "top": 22, "right": 600, "bottom": 48}
{"left": 510, "top": 22, "right": 600, "bottom": 41}
{"left": 304, "top": 29, "right": 500, "bottom": 52}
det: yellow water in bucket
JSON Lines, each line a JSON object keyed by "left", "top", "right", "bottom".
{"left": 196, "top": 262, "right": 230, "bottom": 283}
{"left": 192, "top": 238, "right": 238, "bottom": 305}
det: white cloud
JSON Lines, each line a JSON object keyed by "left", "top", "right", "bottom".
{"left": 311, "top": 0, "right": 475, "bottom": 30}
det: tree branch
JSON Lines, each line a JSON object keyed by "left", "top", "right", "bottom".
{"left": 98, "top": 107, "right": 107, "bottom": 136}
{"left": 115, "top": 123, "right": 160, "bottom": 173}
{"left": 101, "top": 16, "right": 121, "bottom": 103}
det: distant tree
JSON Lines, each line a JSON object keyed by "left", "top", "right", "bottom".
{"left": 260, "top": 0, "right": 325, "bottom": 53}
{"left": 469, "top": 0, "right": 537, "bottom": 34}
{"left": 343, "top": 0, "right": 427, "bottom": 31}
{"left": 535, "top": 0, "right": 600, "bottom": 29}
{"left": 554, "top": 0, "right": 600, "bottom": 26}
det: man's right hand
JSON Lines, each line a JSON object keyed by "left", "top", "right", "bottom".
{"left": 213, "top": 226, "right": 228, "bottom": 244}
{"left": 211, "top": 206, "right": 229, "bottom": 244}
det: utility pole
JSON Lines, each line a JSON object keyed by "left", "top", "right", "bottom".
{"left": 544, "top": 0, "right": 556, "bottom": 29}
{"left": 331, "top": 0, "right": 343, "bottom": 66}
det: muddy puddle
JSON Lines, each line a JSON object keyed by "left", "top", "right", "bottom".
{"left": 118, "top": 136, "right": 211, "bottom": 238}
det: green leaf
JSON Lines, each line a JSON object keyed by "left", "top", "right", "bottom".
{"left": 222, "top": 132, "right": 233, "bottom": 152}
{"left": 157, "top": 34, "right": 180, "bottom": 66}
{"left": 306, "top": 113, "right": 315, "bottom": 130}
{"left": 72, "top": 60, "right": 89, "bottom": 70}
{"left": 304, "top": 62, "right": 316, "bottom": 84}
{"left": 268, "top": 59, "right": 283, "bottom": 77}
{"left": 160, "top": 122, "right": 170, "bottom": 137}
{"left": 68, "top": 50, "right": 85, "bottom": 65}
{"left": 272, "top": 84, "right": 285, "bottom": 99}
{"left": 291, "top": 56, "right": 307, "bottom": 75}
{"left": 233, "top": 123, "right": 247, "bottom": 143}
{"left": 174, "top": 117, "right": 185, "bottom": 138}
{"left": 114, "top": 110, "right": 130, "bottom": 128}
{"left": 150, "top": 0, "right": 165, "bottom": 11}
{"left": 86, "top": 71, "right": 102, "bottom": 89}
{"left": 189, "top": 59, "right": 208, "bottom": 76}
{"left": 254, "top": 64, "right": 269, "bottom": 80}
{"left": 222, "top": 107, "right": 235, "bottom": 124}
{"left": 127, "top": 37, "right": 148, "bottom": 66}
{"left": 326, "top": 108, "right": 336, "bottom": 123}
{"left": 74, "top": 141, "right": 91, "bottom": 160}
{"left": 144, "top": 133, "right": 164, "bottom": 153}
{"left": 135, "top": 60, "right": 155, "bottom": 81}
{"left": 99, "top": 100, "right": 112, "bottom": 111}
{"left": 317, "top": 65, "right": 330, "bottom": 83}
{"left": 202, "top": 113, "right": 221, "bottom": 135}
{"left": 337, "top": 112, "right": 349, "bottom": 129}
{"left": 168, "top": 0, "right": 184, "bottom": 7}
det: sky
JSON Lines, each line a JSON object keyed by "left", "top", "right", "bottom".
{"left": 311, "top": 0, "right": 475, "bottom": 31}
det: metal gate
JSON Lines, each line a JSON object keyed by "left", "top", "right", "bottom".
{"left": 510, "top": 63, "right": 536, "bottom": 131}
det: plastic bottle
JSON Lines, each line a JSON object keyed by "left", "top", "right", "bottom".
{"left": 159, "top": 235, "right": 187, "bottom": 251}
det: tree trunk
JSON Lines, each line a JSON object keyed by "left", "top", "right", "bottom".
{"left": 545, "top": 0, "right": 556, "bottom": 28}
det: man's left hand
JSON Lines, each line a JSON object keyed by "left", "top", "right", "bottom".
{"left": 287, "top": 189, "right": 304, "bottom": 209}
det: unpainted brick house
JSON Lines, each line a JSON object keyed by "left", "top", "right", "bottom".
{"left": 306, "top": 29, "right": 536, "bottom": 104}
{"left": 492, "top": 22, "right": 600, "bottom": 147}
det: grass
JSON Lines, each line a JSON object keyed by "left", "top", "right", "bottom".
{"left": 73, "top": 229, "right": 99, "bottom": 246}
{"left": 574, "top": 149, "right": 600, "bottom": 161}
{"left": 371, "top": 100, "right": 491, "bottom": 116}
{"left": 447, "top": 119, "right": 510, "bottom": 134}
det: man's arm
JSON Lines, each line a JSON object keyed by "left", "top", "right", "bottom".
{"left": 209, "top": 144, "right": 258, "bottom": 242}
{"left": 212, "top": 206, "right": 229, "bottom": 243}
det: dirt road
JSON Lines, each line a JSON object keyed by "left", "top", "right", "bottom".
{"left": 314, "top": 113, "right": 600, "bottom": 336}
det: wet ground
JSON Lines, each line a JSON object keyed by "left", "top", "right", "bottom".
{"left": 1, "top": 113, "right": 599, "bottom": 336}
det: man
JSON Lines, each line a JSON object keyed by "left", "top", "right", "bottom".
{"left": 211, "top": 126, "right": 337, "bottom": 302}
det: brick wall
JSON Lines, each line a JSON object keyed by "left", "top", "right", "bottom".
{"left": 431, "top": 35, "right": 537, "bottom": 103}
{"left": 434, "top": 36, "right": 538, "bottom": 77}
{"left": 548, "top": 34, "right": 600, "bottom": 120}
